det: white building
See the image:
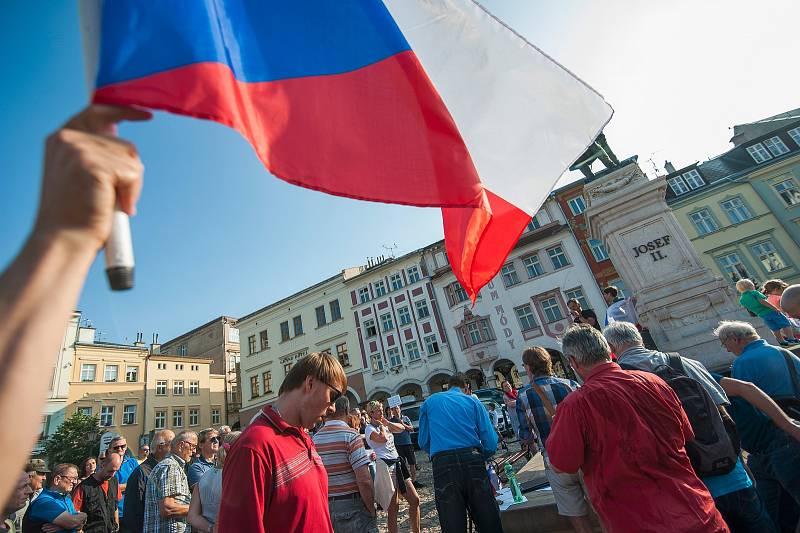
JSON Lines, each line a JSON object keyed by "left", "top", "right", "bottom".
{"left": 423, "top": 198, "right": 608, "bottom": 389}
{"left": 345, "top": 254, "right": 457, "bottom": 403}
{"left": 237, "top": 273, "right": 364, "bottom": 425}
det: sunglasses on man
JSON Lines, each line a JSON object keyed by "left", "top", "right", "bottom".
{"left": 111, "top": 444, "right": 127, "bottom": 451}
{"left": 320, "top": 379, "right": 343, "bottom": 404}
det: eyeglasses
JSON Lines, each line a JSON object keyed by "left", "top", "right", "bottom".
{"left": 183, "top": 441, "right": 198, "bottom": 451}
{"left": 59, "top": 475, "right": 78, "bottom": 484}
{"left": 111, "top": 444, "right": 127, "bottom": 450}
{"left": 320, "top": 379, "right": 343, "bottom": 404}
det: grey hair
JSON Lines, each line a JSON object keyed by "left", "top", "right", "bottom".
{"left": 603, "top": 321, "right": 643, "bottom": 348}
{"left": 561, "top": 325, "right": 612, "bottom": 366}
{"left": 333, "top": 396, "right": 350, "bottom": 417}
{"left": 713, "top": 321, "right": 758, "bottom": 341}
{"left": 172, "top": 430, "right": 198, "bottom": 450}
{"left": 150, "top": 429, "right": 174, "bottom": 448}
{"left": 108, "top": 434, "right": 125, "bottom": 446}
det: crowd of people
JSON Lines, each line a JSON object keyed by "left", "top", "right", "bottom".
{"left": 1, "top": 105, "right": 800, "bottom": 533}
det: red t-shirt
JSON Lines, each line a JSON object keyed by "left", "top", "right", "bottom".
{"left": 217, "top": 406, "right": 333, "bottom": 533}
{"left": 72, "top": 479, "right": 122, "bottom": 511}
{"left": 546, "top": 363, "right": 728, "bottom": 533}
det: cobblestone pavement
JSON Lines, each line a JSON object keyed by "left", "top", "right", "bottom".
{"left": 376, "top": 440, "right": 528, "bottom": 532}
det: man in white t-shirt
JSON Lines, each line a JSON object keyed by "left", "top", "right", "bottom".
{"left": 365, "top": 400, "right": 420, "bottom": 533}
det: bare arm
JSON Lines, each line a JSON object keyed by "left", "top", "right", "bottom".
{"left": 720, "top": 377, "right": 800, "bottom": 441}
{"left": 0, "top": 105, "right": 149, "bottom": 506}
{"left": 760, "top": 299, "right": 782, "bottom": 312}
{"left": 159, "top": 496, "right": 190, "bottom": 519}
{"left": 354, "top": 464, "right": 376, "bottom": 516}
{"left": 383, "top": 417, "right": 406, "bottom": 433}
{"left": 51, "top": 511, "right": 87, "bottom": 530}
{"left": 187, "top": 484, "right": 213, "bottom": 533}
{"left": 368, "top": 426, "right": 389, "bottom": 444}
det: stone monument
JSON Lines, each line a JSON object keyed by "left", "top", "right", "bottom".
{"left": 582, "top": 157, "right": 769, "bottom": 371}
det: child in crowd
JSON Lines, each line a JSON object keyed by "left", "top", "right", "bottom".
{"left": 736, "top": 278, "right": 799, "bottom": 346}
{"left": 763, "top": 278, "right": 800, "bottom": 328}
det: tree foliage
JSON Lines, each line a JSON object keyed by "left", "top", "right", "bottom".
{"left": 44, "top": 413, "right": 104, "bottom": 468}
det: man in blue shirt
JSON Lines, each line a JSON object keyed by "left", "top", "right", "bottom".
{"left": 715, "top": 320, "right": 800, "bottom": 397}
{"left": 607, "top": 321, "right": 775, "bottom": 532}
{"left": 418, "top": 372, "right": 500, "bottom": 533}
{"left": 107, "top": 435, "right": 139, "bottom": 523}
{"left": 187, "top": 428, "right": 219, "bottom": 488}
{"left": 23, "top": 463, "right": 87, "bottom": 533}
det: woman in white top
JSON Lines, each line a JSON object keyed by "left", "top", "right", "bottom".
{"left": 187, "top": 430, "right": 242, "bottom": 533}
{"left": 365, "top": 400, "right": 420, "bottom": 533}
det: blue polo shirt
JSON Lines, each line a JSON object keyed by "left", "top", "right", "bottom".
{"left": 732, "top": 339, "right": 800, "bottom": 398}
{"left": 418, "top": 388, "right": 497, "bottom": 459}
{"left": 27, "top": 488, "right": 78, "bottom": 533}
{"left": 187, "top": 455, "right": 215, "bottom": 487}
{"left": 115, "top": 455, "right": 140, "bottom": 516}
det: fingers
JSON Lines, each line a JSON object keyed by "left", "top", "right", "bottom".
{"left": 63, "top": 104, "right": 152, "bottom": 135}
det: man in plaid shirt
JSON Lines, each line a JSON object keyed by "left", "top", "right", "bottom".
{"left": 515, "top": 347, "right": 593, "bottom": 533}
{"left": 143, "top": 430, "right": 198, "bottom": 533}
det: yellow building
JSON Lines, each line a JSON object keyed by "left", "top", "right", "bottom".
{"left": 67, "top": 327, "right": 225, "bottom": 448}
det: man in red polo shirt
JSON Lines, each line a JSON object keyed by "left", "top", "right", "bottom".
{"left": 217, "top": 352, "right": 348, "bottom": 533}
{"left": 547, "top": 325, "right": 728, "bottom": 533}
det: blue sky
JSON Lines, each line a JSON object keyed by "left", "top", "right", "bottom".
{"left": 2, "top": 1, "right": 798, "bottom": 344}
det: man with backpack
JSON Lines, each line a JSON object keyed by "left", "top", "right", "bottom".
{"left": 604, "top": 321, "right": 774, "bottom": 532}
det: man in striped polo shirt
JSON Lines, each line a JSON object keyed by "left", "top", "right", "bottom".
{"left": 313, "top": 396, "right": 377, "bottom": 533}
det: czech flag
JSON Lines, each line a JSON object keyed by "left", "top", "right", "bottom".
{"left": 80, "top": 0, "right": 612, "bottom": 301}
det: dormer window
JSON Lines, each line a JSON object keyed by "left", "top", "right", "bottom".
{"left": 682, "top": 169, "right": 705, "bottom": 189}
{"left": 764, "top": 136, "right": 789, "bottom": 157}
{"left": 667, "top": 169, "right": 705, "bottom": 196}
{"left": 746, "top": 143, "right": 773, "bottom": 163}
{"left": 788, "top": 127, "right": 800, "bottom": 147}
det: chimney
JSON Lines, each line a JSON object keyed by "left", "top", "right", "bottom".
{"left": 664, "top": 161, "right": 676, "bottom": 174}
{"left": 150, "top": 333, "right": 161, "bottom": 355}
{"left": 77, "top": 326, "right": 96, "bottom": 344}
{"left": 133, "top": 332, "right": 145, "bottom": 347}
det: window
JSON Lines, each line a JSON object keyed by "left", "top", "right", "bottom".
{"left": 718, "top": 252, "right": 750, "bottom": 282}
{"left": 406, "top": 341, "right": 421, "bottom": 361}
{"left": 540, "top": 297, "right": 563, "bottom": 323}
{"left": 588, "top": 239, "right": 609, "bottom": 261}
{"left": 751, "top": 241, "right": 786, "bottom": 272}
{"left": 315, "top": 306, "right": 326, "bottom": 327}
{"left": 380, "top": 313, "right": 394, "bottom": 332}
{"left": 173, "top": 409, "right": 184, "bottom": 428}
{"left": 689, "top": 209, "right": 718, "bottom": 235}
{"left": 100, "top": 406, "right": 114, "bottom": 427}
{"left": 527, "top": 215, "right": 541, "bottom": 231}
{"left": 278, "top": 321, "right": 290, "bottom": 342}
{"left": 329, "top": 300, "right": 342, "bottom": 321}
{"left": 374, "top": 280, "right": 386, "bottom": 297}
{"left": 788, "top": 127, "right": 800, "bottom": 146}
{"left": 229, "top": 328, "right": 240, "bottom": 343}
{"left": 335, "top": 343, "right": 349, "bottom": 367}
{"left": 424, "top": 335, "right": 440, "bottom": 355}
{"left": 263, "top": 371, "right": 272, "bottom": 393}
{"left": 547, "top": 246, "right": 570, "bottom": 269}
{"left": 682, "top": 169, "right": 705, "bottom": 189}
{"left": 564, "top": 287, "right": 590, "bottom": 310}
{"left": 764, "top": 136, "right": 789, "bottom": 156}
{"left": 667, "top": 176, "right": 690, "bottom": 195}
{"left": 284, "top": 362, "right": 293, "bottom": 375}
{"left": 523, "top": 255, "right": 544, "bottom": 278}
{"left": 415, "top": 299, "right": 431, "bottom": 319}
{"left": 176, "top": 364, "right": 184, "bottom": 371}
{"left": 173, "top": 380, "right": 184, "bottom": 395}
{"left": 514, "top": 305, "right": 538, "bottom": 331}
{"left": 77, "top": 407, "right": 92, "bottom": 417}
{"left": 397, "top": 307, "right": 412, "bottom": 326}
{"left": 156, "top": 380, "right": 167, "bottom": 396}
{"left": 122, "top": 405, "right": 136, "bottom": 425}
{"left": 467, "top": 322, "right": 482, "bottom": 345}
{"left": 390, "top": 273, "right": 404, "bottom": 291}
{"left": 358, "top": 287, "right": 370, "bottom": 303}
{"left": 447, "top": 282, "right": 469, "bottom": 305}
{"left": 747, "top": 143, "right": 773, "bottom": 163}
{"left": 178, "top": 344, "right": 187, "bottom": 356}
{"left": 125, "top": 366, "right": 138, "bottom": 383}
{"left": 80, "top": 364, "right": 96, "bottom": 382}
{"left": 211, "top": 408, "right": 220, "bottom": 425}
{"left": 388, "top": 348, "right": 402, "bottom": 368}
{"left": 567, "top": 196, "right": 586, "bottom": 215}
{"left": 256, "top": 330, "right": 268, "bottom": 351}
{"left": 154, "top": 410, "right": 166, "bottom": 429}
{"left": 250, "top": 375, "right": 260, "bottom": 398}
{"left": 371, "top": 353, "right": 384, "bottom": 373}
{"left": 774, "top": 179, "right": 800, "bottom": 206}
{"left": 157, "top": 363, "right": 166, "bottom": 370}
{"left": 189, "top": 408, "right": 199, "bottom": 427}
{"left": 501, "top": 263, "right": 520, "bottom": 287}
{"left": 248, "top": 335, "right": 256, "bottom": 354}
{"left": 293, "top": 316, "right": 303, "bottom": 336}
{"left": 720, "top": 197, "right": 753, "bottom": 224}
{"left": 364, "top": 319, "right": 377, "bottom": 337}
{"left": 458, "top": 318, "right": 495, "bottom": 348}
{"left": 407, "top": 266, "right": 421, "bottom": 283}
{"left": 191, "top": 364, "right": 199, "bottom": 371}
{"left": 104, "top": 365, "right": 118, "bottom": 383}
{"left": 189, "top": 380, "right": 199, "bottom": 395}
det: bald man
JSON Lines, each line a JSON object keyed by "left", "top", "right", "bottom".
{"left": 72, "top": 452, "right": 123, "bottom": 532}
{"left": 780, "top": 285, "right": 800, "bottom": 319}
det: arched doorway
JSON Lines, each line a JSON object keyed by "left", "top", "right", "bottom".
{"left": 493, "top": 359, "right": 522, "bottom": 388}
{"left": 546, "top": 348, "right": 576, "bottom": 381}
{"left": 427, "top": 373, "right": 449, "bottom": 395}
{"left": 465, "top": 369, "right": 485, "bottom": 390}
{"left": 397, "top": 382, "right": 423, "bottom": 403}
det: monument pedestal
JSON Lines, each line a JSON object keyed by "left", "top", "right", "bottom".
{"left": 584, "top": 161, "right": 769, "bottom": 371}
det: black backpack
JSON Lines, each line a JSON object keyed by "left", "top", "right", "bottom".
{"left": 621, "top": 354, "right": 738, "bottom": 477}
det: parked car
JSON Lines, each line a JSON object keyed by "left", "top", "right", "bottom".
{"left": 474, "top": 388, "right": 516, "bottom": 437}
